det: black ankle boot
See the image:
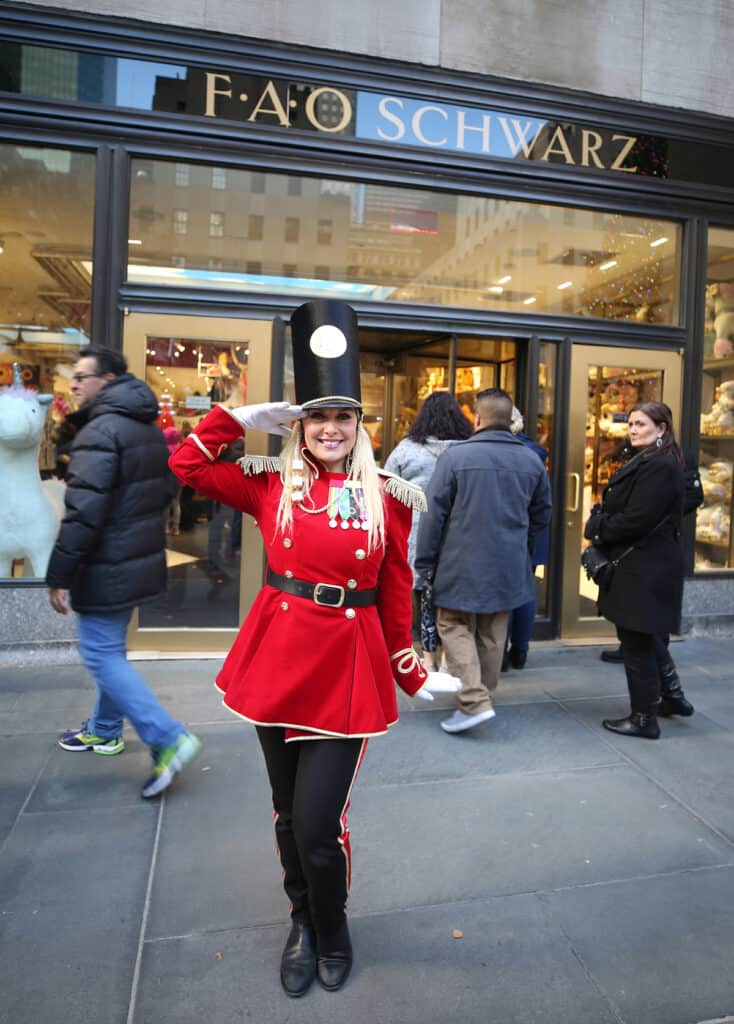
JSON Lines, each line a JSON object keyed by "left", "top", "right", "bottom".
{"left": 602, "top": 713, "right": 660, "bottom": 739}
{"left": 317, "top": 923, "right": 353, "bottom": 992}
{"left": 280, "top": 921, "right": 317, "bottom": 997}
{"left": 659, "top": 688, "right": 695, "bottom": 717}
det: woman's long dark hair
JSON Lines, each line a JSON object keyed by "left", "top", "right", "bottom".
{"left": 629, "top": 401, "right": 684, "bottom": 464}
{"left": 408, "top": 391, "right": 473, "bottom": 444}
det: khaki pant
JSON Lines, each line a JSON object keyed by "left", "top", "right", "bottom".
{"left": 436, "top": 607, "right": 510, "bottom": 714}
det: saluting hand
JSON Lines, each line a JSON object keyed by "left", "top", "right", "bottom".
{"left": 226, "top": 402, "right": 304, "bottom": 436}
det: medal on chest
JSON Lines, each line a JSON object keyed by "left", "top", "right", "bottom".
{"left": 291, "top": 457, "right": 370, "bottom": 532}
{"left": 327, "top": 480, "right": 369, "bottom": 531}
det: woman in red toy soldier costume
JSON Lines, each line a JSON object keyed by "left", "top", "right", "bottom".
{"left": 170, "top": 300, "right": 430, "bottom": 998}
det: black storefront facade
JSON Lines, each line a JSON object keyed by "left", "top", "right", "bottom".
{"left": 1, "top": 3, "right": 734, "bottom": 656}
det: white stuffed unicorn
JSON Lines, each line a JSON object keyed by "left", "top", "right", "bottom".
{"left": 0, "top": 364, "right": 58, "bottom": 577}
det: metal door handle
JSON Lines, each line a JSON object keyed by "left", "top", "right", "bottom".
{"left": 566, "top": 472, "right": 580, "bottom": 512}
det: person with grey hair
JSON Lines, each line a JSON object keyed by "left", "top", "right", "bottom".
{"left": 415, "top": 388, "right": 552, "bottom": 733}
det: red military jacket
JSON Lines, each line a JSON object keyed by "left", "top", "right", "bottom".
{"left": 170, "top": 405, "right": 428, "bottom": 740}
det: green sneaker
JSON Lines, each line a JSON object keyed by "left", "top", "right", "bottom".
{"left": 141, "top": 731, "right": 202, "bottom": 799}
{"left": 58, "top": 728, "right": 125, "bottom": 755}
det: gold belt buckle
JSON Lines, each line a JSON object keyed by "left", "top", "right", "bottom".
{"left": 313, "top": 583, "right": 346, "bottom": 608}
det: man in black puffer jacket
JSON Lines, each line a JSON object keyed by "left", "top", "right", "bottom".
{"left": 46, "top": 346, "right": 201, "bottom": 799}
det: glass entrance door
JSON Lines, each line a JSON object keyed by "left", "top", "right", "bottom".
{"left": 123, "top": 312, "right": 275, "bottom": 652}
{"left": 561, "top": 345, "right": 682, "bottom": 637}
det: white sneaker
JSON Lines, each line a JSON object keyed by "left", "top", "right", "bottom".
{"left": 440, "top": 708, "right": 496, "bottom": 733}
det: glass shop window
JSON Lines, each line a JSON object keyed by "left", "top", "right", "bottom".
{"left": 0, "top": 143, "right": 96, "bottom": 580}
{"left": 127, "top": 158, "right": 682, "bottom": 325}
{"left": 696, "top": 226, "right": 734, "bottom": 571}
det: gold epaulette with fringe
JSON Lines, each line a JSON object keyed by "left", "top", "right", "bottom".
{"left": 237, "top": 454, "right": 283, "bottom": 476}
{"left": 378, "top": 470, "right": 428, "bottom": 512}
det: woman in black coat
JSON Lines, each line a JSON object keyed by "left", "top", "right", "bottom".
{"left": 583, "top": 401, "right": 689, "bottom": 739}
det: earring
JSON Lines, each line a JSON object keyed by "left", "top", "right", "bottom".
{"left": 655, "top": 436, "right": 663, "bottom": 448}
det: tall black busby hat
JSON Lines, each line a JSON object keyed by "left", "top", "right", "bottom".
{"left": 290, "top": 299, "right": 361, "bottom": 410}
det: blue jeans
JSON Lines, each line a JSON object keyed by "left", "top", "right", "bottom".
{"left": 77, "top": 609, "right": 185, "bottom": 749}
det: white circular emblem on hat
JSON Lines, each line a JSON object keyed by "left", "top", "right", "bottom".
{"left": 309, "top": 325, "right": 347, "bottom": 359}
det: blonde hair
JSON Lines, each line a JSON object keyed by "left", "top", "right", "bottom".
{"left": 275, "top": 418, "right": 385, "bottom": 552}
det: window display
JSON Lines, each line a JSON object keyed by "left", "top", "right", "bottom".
{"left": 0, "top": 143, "right": 94, "bottom": 579}
{"left": 0, "top": 365, "right": 56, "bottom": 576}
{"left": 696, "top": 226, "right": 734, "bottom": 570}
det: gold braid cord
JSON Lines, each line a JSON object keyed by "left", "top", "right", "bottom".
{"left": 390, "top": 648, "right": 423, "bottom": 674}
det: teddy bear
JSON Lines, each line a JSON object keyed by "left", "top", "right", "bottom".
{"left": 701, "top": 380, "right": 734, "bottom": 435}
{"left": 706, "top": 282, "right": 734, "bottom": 359}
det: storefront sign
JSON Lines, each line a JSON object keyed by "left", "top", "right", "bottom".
{"left": 200, "top": 72, "right": 355, "bottom": 134}
{"left": 7, "top": 39, "right": 734, "bottom": 186}
{"left": 199, "top": 71, "right": 639, "bottom": 174}
{"left": 355, "top": 94, "right": 639, "bottom": 172}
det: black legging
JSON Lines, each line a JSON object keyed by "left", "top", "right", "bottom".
{"left": 256, "top": 727, "right": 366, "bottom": 946}
{"left": 618, "top": 627, "right": 668, "bottom": 715}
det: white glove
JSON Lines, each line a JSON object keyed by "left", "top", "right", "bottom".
{"left": 414, "top": 687, "right": 435, "bottom": 702}
{"left": 227, "top": 402, "right": 304, "bottom": 436}
{"left": 422, "top": 671, "right": 462, "bottom": 694}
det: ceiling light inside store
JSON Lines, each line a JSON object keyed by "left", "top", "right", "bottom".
{"left": 0, "top": 241, "right": 4, "bottom": 255}
{"left": 650, "top": 237, "right": 669, "bottom": 248}
{"left": 128, "top": 239, "right": 143, "bottom": 246}
{"left": 557, "top": 281, "right": 573, "bottom": 290}
{"left": 523, "top": 297, "right": 537, "bottom": 305}
{"left": 488, "top": 285, "right": 504, "bottom": 294}
{"left": 600, "top": 260, "right": 618, "bottom": 271}
{"left": 497, "top": 275, "right": 512, "bottom": 284}
{"left": 126, "top": 264, "right": 394, "bottom": 301}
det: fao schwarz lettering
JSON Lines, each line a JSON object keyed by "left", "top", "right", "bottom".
{"left": 372, "top": 96, "right": 638, "bottom": 173}
{"left": 201, "top": 72, "right": 354, "bottom": 133}
{"left": 156, "top": 69, "right": 643, "bottom": 176}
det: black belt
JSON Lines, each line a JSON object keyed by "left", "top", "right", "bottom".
{"left": 266, "top": 568, "right": 377, "bottom": 608}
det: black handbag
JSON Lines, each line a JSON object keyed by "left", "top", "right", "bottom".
{"left": 580, "top": 544, "right": 618, "bottom": 590}
{"left": 581, "top": 515, "right": 671, "bottom": 590}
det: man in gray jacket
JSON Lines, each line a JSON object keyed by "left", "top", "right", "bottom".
{"left": 415, "top": 388, "right": 552, "bottom": 734}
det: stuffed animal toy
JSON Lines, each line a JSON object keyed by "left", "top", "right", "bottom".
{"left": 706, "top": 282, "right": 734, "bottom": 359}
{"left": 0, "top": 364, "right": 57, "bottom": 577}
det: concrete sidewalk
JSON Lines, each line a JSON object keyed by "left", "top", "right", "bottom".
{"left": 1, "top": 639, "right": 734, "bottom": 1024}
